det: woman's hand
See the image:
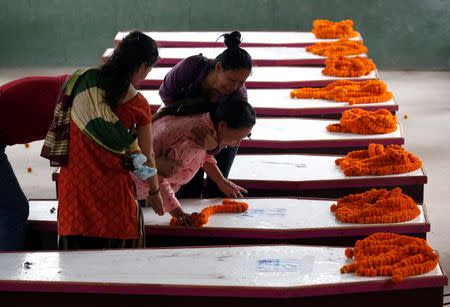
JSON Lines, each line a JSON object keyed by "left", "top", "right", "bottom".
{"left": 217, "top": 178, "right": 248, "bottom": 198}
{"left": 156, "top": 155, "right": 181, "bottom": 177}
{"left": 170, "top": 207, "right": 194, "bottom": 227}
{"left": 147, "top": 192, "right": 164, "bottom": 216}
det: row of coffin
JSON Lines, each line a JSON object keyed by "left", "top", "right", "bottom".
{"left": 0, "top": 31, "right": 445, "bottom": 307}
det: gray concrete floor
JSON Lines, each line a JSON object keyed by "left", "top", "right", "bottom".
{"left": 1, "top": 68, "right": 449, "bottom": 294}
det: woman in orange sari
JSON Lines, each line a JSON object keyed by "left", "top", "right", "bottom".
{"left": 42, "top": 31, "right": 163, "bottom": 249}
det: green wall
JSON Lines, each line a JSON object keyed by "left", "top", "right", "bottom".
{"left": 0, "top": 0, "right": 449, "bottom": 69}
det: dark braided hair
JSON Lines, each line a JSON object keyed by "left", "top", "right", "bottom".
{"left": 214, "top": 31, "right": 252, "bottom": 71}
{"left": 100, "top": 31, "right": 159, "bottom": 108}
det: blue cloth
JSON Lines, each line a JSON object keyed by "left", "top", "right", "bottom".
{"left": 131, "top": 153, "right": 157, "bottom": 180}
{"left": 0, "top": 143, "right": 29, "bottom": 251}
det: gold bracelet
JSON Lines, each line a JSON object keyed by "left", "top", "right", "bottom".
{"left": 148, "top": 187, "right": 160, "bottom": 196}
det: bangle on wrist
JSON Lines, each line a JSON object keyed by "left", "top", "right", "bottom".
{"left": 148, "top": 187, "right": 160, "bottom": 195}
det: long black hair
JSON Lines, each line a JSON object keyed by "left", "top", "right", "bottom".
{"left": 100, "top": 31, "right": 159, "bottom": 108}
{"left": 214, "top": 31, "right": 252, "bottom": 71}
{"left": 210, "top": 95, "right": 256, "bottom": 130}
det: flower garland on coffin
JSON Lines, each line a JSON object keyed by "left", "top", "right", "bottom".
{"left": 323, "top": 56, "right": 376, "bottom": 77}
{"left": 335, "top": 144, "right": 422, "bottom": 176}
{"left": 341, "top": 232, "right": 439, "bottom": 283}
{"left": 330, "top": 188, "right": 420, "bottom": 224}
{"left": 326, "top": 108, "right": 397, "bottom": 134}
{"left": 306, "top": 39, "right": 368, "bottom": 57}
{"left": 290, "top": 80, "right": 393, "bottom": 105}
{"left": 312, "top": 19, "right": 359, "bottom": 39}
{"left": 170, "top": 199, "right": 248, "bottom": 227}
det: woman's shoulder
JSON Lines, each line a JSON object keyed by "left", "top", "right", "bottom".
{"left": 73, "top": 68, "right": 103, "bottom": 89}
{"left": 134, "top": 92, "right": 149, "bottom": 105}
{"left": 77, "top": 67, "right": 101, "bottom": 79}
{"left": 122, "top": 92, "right": 149, "bottom": 109}
{"left": 175, "top": 54, "right": 211, "bottom": 73}
{"left": 182, "top": 54, "right": 209, "bottom": 65}
{"left": 115, "top": 92, "right": 151, "bottom": 126}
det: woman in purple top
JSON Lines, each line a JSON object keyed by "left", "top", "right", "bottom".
{"left": 157, "top": 31, "right": 252, "bottom": 198}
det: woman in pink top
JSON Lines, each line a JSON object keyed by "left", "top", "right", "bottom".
{"left": 135, "top": 96, "right": 255, "bottom": 226}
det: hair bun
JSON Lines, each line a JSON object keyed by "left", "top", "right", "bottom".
{"left": 223, "top": 31, "right": 242, "bottom": 49}
{"left": 123, "top": 31, "right": 141, "bottom": 42}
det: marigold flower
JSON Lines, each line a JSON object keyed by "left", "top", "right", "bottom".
{"left": 335, "top": 144, "right": 422, "bottom": 176}
{"left": 341, "top": 233, "right": 438, "bottom": 283}
{"left": 322, "top": 56, "right": 376, "bottom": 77}
{"left": 312, "top": 19, "right": 358, "bottom": 39}
{"left": 330, "top": 188, "right": 420, "bottom": 224}
{"left": 170, "top": 199, "right": 249, "bottom": 227}
{"left": 290, "top": 80, "right": 393, "bottom": 105}
{"left": 306, "top": 39, "right": 367, "bottom": 57}
{"left": 326, "top": 108, "right": 397, "bottom": 134}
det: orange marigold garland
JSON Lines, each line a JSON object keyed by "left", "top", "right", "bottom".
{"left": 170, "top": 199, "right": 248, "bottom": 227}
{"left": 312, "top": 19, "right": 358, "bottom": 39}
{"left": 326, "top": 108, "right": 397, "bottom": 134}
{"left": 330, "top": 188, "right": 420, "bottom": 224}
{"left": 322, "top": 56, "right": 376, "bottom": 77}
{"left": 290, "top": 80, "right": 393, "bottom": 105}
{"left": 306, "top": 39, "right": 368, "bottom": 57}
{"left": 341, "top": 232, "right": 439, "bottom": 283}
{"left": 335, "top": 144, "right": 422, "bottom": 176}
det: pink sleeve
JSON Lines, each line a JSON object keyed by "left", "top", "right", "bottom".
{"left": 159, "top": 178, "right": 181, "bottom": 213}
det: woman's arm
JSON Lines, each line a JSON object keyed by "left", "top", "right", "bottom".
{"left": 202, "top": 161, "right": 248, "bottom": 198}
{"left": 160, "top": 177, "right": 195, "bottom": 227}
{"left": 137, "top": 123, "right": 164, "bottom": 215}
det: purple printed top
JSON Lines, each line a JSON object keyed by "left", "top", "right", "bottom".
{"left": 159, "top": 55, "right": 248, "bottom": 106}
